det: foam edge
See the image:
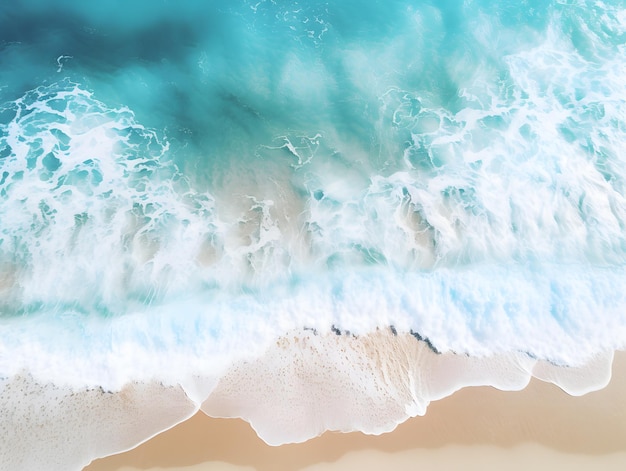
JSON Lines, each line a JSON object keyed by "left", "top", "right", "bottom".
{"left": 0, "top": 374, "right": 198, "bottom": 471}
{"left": 1, "top": 331, "right": 615, "bottom": 469}
{"left": 201, "top": 329, "right": 615, "bottom": 446}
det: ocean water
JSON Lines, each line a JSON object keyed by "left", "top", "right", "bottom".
{"left": 1, "top": 0, "right": 626, "bottom": 468}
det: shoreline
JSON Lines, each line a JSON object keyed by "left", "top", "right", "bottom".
{"left": 85, "top": 351, "right": 626, "bottom": 470}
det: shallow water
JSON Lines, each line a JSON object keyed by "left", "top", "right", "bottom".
{"left": 1, "top": 1, "right": 626, "bottom": 469}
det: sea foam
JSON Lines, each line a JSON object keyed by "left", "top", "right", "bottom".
{"left": 1, "top": 0, "right": 626, "bottom": 469}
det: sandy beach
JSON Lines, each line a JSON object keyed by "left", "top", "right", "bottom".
{"left": 85, "top": 352, "right": 626, "bottom": 471}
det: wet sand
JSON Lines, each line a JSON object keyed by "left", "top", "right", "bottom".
{"left": 85, "top": 352, "right": 626, "bottom": 471}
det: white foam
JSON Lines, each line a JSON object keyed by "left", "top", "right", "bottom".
{"left": 0, "top": 375, "right": 197, "bottom": 471}
{"left": 1, "top": 261, "right": 625, "bottom": 394}
{"left": 202, "top": 331, "right": 614, "bottom": 446}
{"left": 2, "top": 4, "right": 626, "bottom": 463}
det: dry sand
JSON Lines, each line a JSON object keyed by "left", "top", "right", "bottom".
{"left": 85, "top": 352, "right": 626, "bottom": 471}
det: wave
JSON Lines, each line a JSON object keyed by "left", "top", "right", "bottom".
{"left": 1, "top": 0, "right": 626, "bottom": 469}
{"left": 0, "top": 329, "right": 615, "bottom": 470}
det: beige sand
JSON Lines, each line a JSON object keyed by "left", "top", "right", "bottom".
{"left": 85, "top": 352, "right": 626, "bottom": 471}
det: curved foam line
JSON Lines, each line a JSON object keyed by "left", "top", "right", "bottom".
{"left": 200, "top": 330, "right": 615, "bottom": 446}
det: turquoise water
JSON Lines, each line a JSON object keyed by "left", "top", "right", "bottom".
{"left": 1, "top": 0, "right": 626, "bottom": 467}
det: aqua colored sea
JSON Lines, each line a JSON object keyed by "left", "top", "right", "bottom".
{"left": 1, "top": 1, "right": 626, "bottom": 469}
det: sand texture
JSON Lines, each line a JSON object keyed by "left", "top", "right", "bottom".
{"left": 85, "top": 352, "right": 626, "bottom": 470}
